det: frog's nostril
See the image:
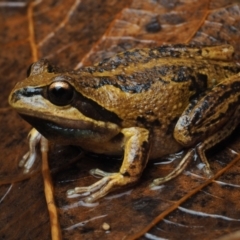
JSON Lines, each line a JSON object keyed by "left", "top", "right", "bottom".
{"left": 9, "top": 91, "right": 20, "bottom": 104}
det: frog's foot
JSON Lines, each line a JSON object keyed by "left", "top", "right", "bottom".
{"left": 67, "top": 172, "right": 137, "bottom": 203}
{"left": 19, "top": 128, "right": 42, "bottom": 173}
{"left": 150, "top": 148, "right": 195, "bottom": 188}
{"left": 150, "top": 146, "right": 214, "bottom": 188}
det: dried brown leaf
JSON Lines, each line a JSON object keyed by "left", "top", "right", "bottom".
{"left": 1, "top": 0, "right": 240, "bottom": 239}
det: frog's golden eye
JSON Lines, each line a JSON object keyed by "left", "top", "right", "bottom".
{"left": 48, "top": 81, "right": 74, "bottom": 106}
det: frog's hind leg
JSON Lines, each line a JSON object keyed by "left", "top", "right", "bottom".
{"left": 150, "top": 107, "right": 240, "bottom": 188}
{"left": 151, "top": 74, "right": 240, "bottom": 187}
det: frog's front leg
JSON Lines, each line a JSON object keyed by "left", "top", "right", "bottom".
{"left": 152, "top": 74, "right": 240, "bottom": 186}
{"left": 19, "top": 128, "right": 42, "bottom": 173}
{"left": 67, "top": 127, "right": 151, "bottom": 202}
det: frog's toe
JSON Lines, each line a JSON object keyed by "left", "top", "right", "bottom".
{"left": 18, "top": 150, "right": 38, "bottom": 174}
{"left": 19, "top": 151, "right": 30, "bottom": 167}
{"left": 202, "top": 165, "right": 214, "bottom": 178}
{"left": 149, "top": 177, "right": 168, "bottom": 188}
{"left": 90, "top": 168, "right": 115, "bottom": 178}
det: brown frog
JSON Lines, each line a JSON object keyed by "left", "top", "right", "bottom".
{"left": 8, "top": 44, "right": 240, "bottom": 202}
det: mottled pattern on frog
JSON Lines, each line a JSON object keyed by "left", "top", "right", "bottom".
{"left": 81, "top": 44, "right": 237, "bottom": 72}
{"left": 174, "top": 74, "right": 240, "bottom": 147}
{"left": 73, "top": 45, "right": 240, "bottom": 94}
{"left": 75, "top": 64, "right": 240, "bottom": 95}
{"left": 94, "top": 45, "right": 209, "bottom": 69}
{"left": 191, "top": 79, "right": 240, "bottom": 127}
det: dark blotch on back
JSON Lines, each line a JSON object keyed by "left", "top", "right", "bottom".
{"left": 172, "top": 66, "right": 192, "bottom": 82}
{"left": 117, "top": 75, "right": 126, "bottom": 82}
{"left": 231, "top": 81, "right": 240, "bottom": 91}
{"left": 157, "top": 66, "right": 169, "bottom": 76}
{"left": 121, "top": 80, "right": 152, "bottom": 93}
{"left": 96, "top": 49, "right": 147, "bottom": 72}
{"left": 156, "top": 45, "right": 182, "bottom": 58}
{"left": 223, "top": 66, "right": 240, "bottom": 73}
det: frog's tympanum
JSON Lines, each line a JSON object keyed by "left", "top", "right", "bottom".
{"left": 9, "top": 45, "right": 240, "bottom": 202}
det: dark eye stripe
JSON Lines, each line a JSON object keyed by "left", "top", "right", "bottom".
{"left": 72, "top": 91, "right": 122, "bottom": 125}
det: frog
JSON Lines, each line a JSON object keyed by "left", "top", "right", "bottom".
{"left": 8, "top": 44, "right": 240, "bottom": 203}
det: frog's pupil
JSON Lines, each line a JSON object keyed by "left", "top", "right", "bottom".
{"left": 48, "top": 81, "right": 74, "bottom": 106}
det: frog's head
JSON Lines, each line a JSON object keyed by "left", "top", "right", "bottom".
{"left": 8, "top": 59, "right": 121, "bottom": 143}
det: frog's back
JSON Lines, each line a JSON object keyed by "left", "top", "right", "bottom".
{"left": 75, "top": 44, "right": 240, "bottom": 95}
{"left": 95, "top": 44, "right": 236, "bottom": 69}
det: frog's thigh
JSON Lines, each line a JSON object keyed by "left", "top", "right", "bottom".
{"left": 68, "top": 127, "right": 151, "bottom": 202}
{"left": 174, "top": 75, "right": 240, "bottom": 177}
{"left": 174, "top": 74, "right": 240, "bottom": 147}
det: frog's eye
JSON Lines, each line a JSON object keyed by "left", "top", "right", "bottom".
{"left": 48, "top": 81, "right": 74, "bottom": 106}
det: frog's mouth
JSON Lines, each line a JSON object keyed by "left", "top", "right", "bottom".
{"left": 20, "top": 114, "right": 106, "bottom": 144}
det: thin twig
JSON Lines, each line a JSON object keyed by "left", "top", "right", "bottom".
{"left": 27, "top": 1, "right": 38, "bottom": 61}
{"left": 41, "top": 137, "right": 62, "bottom": 240}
